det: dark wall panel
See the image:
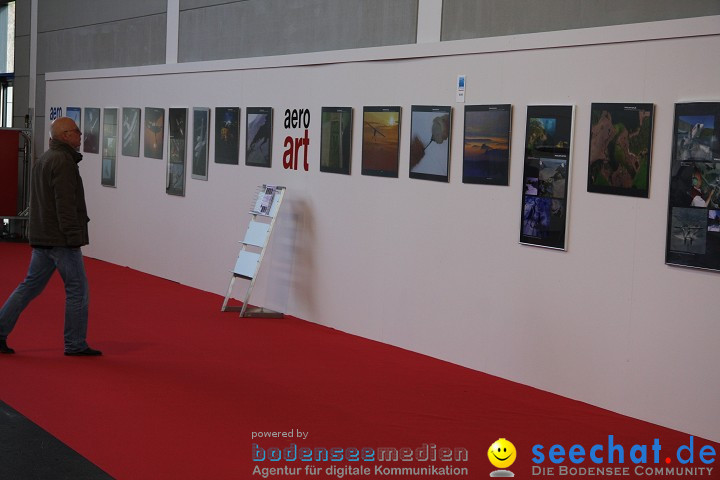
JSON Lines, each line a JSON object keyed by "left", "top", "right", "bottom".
{"left": 37, "top": 15, "right": 167, "bottom": 73}
{"left": 38, "top": 0, "right": 167, "bottom": 32}
{"left": 441, "top": 0, "right": 720, "bottom": 40}
{"left": 14, "top": 0, "right": 30, "bottom": 36}
{"left": 179, "top": 0, "right": 418, "bottom": 62}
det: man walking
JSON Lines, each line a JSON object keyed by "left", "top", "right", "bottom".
{"left": 0, "top": 116, "right": 101, "bottom": 356}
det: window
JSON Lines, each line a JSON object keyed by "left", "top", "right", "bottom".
{"left": 1, "top": 1, "right": 14, "bottom": 127}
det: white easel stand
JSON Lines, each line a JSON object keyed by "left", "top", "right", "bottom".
{"left": 221, "top": 185, "right": 285, "bottom": 318}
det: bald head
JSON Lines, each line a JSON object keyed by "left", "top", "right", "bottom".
{"left": 51, "top": 117, "right": 78, "bottom": 139}
{"left": 50, "top": 117, "right": 82, "bottom": 150}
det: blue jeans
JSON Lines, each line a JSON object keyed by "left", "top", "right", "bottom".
{"left": 0, "top": 247, "right": 90, "bottom": 353}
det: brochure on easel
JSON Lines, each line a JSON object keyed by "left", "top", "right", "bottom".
{"left": 258, "top": 185, "right": 277, "bottom": 215}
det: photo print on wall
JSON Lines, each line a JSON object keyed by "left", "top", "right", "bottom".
{"left": 665, "top": 101, "right": 720, "bottom": 272}
{"left": 144, "top": 107, "right": 165, "bottom": 159}
{"left": 66, "top": 107, "right": 81, "bottom": 129}
{"left": 587, "top": 103, "right": 655, "bottom": 197}
{"left": 409, "top": 105, "right": 452, "bottom": 182}
{"left": 215, "top": 107, "right": 240, "bottom": 165}
{"left": 101, "top": 108, "right": 118, "bottom": 187}
{"left": 320, "top": 107, "right": 353, "bottom": 175}
{"left": 462, "top": 104, "right": 512, "bottom": 185}
{"left": 192, "top": 107, "right": 210, "bottom": 180}
{"left": 519, "top": 105, "right": 574, "bottom": 250}
{"left": 84, "top": 108, "right": 101, "bottom": 154}
{"left": 167, "top": 108, "right": 188, "bottom": 196}
{"left": 362, "top": 106, "right": 401, "bottom": 178}
{"left": 246, "top": 107, "right": 273, "bottom": 168}
{"left": 122, "top": 107, "right": 141, "bottom": 157}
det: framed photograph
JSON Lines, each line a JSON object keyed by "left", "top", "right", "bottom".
{"left": 587, "top": 103, "right": 654, "bottom": 197}
{"left": 362, "top": 106, "right": 401, "bottom": 178}
{"left": 144, "top": 107, "right": 165, "bottom": 159}
{"left": 101, "top": 108, "right": 118, "bottom": 187}
{"left": 83, "top": 107, "right": 100, "bottom": 154}
{"left": 462, "top": 104, "right": 512, "bottom": 185}
{"left": 215, "top": 107, "right": 240, "bottom": 165}
{"left": 66, "top": 107, "right": 81, "bottom": 128}
{"left": 191, "top": 107, "right": 210, "bottom": 180}
{"left": 409, "top": 105, "right": 452, "bottom": 182}
{"left": 167, "top": 108, "right": 187, "bottom": 196}
{"left": 246, "top": 107, "right": 273, "bottom": 168}
{"left": 519, "top": 105, "right": 574, "bottom": 250}
{"left": 320, "top": 107, "right": 353, "bottom": 175}
{"left": 665, "top": 102, "right": 720, "bottom": 272}
{"left": 122, "top": 108, "right": 141, "bottom": 157}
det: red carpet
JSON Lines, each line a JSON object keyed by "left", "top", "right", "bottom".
{"left": 0, "top": 243, "right": 717, "bottom": 479}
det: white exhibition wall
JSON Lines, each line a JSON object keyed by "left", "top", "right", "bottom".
{"left": 45, "top": 17, "right": 720, "bottom": 442}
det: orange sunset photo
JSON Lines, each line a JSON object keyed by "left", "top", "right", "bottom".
{"left": 362, "top": 107, "right": 401, "bottom": 177}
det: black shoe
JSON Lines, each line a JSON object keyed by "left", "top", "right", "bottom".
{"left": 64, "top": 347, "right": 102, "bottom": 356}
{"left": 0, "top": 338, "right": 14, "bottom": 354}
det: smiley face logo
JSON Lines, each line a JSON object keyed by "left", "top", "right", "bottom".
{"left": 488, "top": 438, "right": 516, "bottom": 469}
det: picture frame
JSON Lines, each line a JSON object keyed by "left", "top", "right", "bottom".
{"left": 409, "top": 105, "right": 452, "bottom": 182}
{"left": 101, "top": 108, "right": 118, "bottom": 187}
{"left": 519, "top": 105, "right": 574, "bottom": 250}
{"left": 320, "top": 107, "right": 353, "bottom": 175}
{"left": 246, "top": 107, "right": 273, "bottom": 168}
{"left": 462, "top": 104, "right": 512, "bottom": 185}
{"left": 66, "top": 107, "right": 81, "bottom": 129}
{"left": 361, "top": 106, "right": 401, "bottom": 178}
{"left": 121, "top": 107, "right": 141, "bottom": 157}
{"left": 144, "top": 107, "right": 165, "bottom": 159}
{"left": 215, "top": 107, "right": 240, "bottom": 165}
{"left": 167, "top": 108, "right": 188, "bottom": 196}
{"left": 191, "top": 107, "right": 210, "bottom": 180}
{"left": 587, "top": 103, "right": 654, "bottom": 197}
{"left": 665, "top": 101, "right": 720, "bottom": 272}
{"left": 83, "top": 107, "right": 100, "bottom": 154}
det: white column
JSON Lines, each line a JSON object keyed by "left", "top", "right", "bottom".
{"left": 29, "top": 0, "right": 37, "bottom": 125}
{"left": 166, "top": 0, "right": 179, "bottom": 64}
{"left": 417, "top": 0, "right": 443, "bottom": 43}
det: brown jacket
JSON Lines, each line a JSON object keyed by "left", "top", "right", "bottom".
{"left": 28, "top": 139, "right": 89, "bottom": 247}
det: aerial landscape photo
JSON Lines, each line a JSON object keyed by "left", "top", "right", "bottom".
{"left": 588, "top": 103, "right": 654, "bottom": 196}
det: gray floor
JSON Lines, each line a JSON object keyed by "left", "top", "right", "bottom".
{"left": 0, "top": 400, "right": 113, "bottom": 480}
